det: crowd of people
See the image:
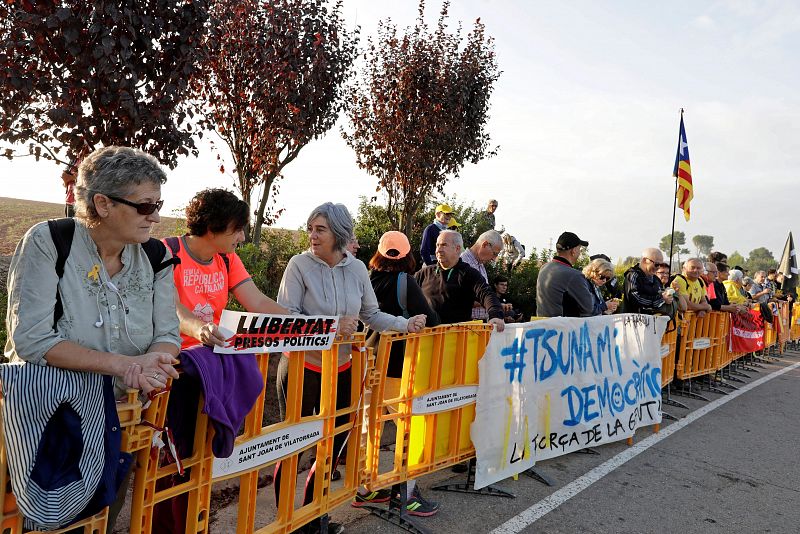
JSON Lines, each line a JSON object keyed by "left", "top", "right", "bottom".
{"left": 2, "top": 145, "right": 794, "bottom": 533}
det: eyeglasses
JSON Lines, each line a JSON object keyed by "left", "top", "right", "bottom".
{"left": 599, "top": 274, "right": 612, "bottom": 282}
{"left": 107, "top": 195, "right": 164, "bottom": 215}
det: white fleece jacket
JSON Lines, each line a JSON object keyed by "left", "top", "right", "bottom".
{"left": 277, "top": 251, "right": 408, "bottom": 368}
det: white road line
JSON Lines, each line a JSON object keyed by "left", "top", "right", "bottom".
{"left": 490, "top": 359, "right": 800, "bottom": 534}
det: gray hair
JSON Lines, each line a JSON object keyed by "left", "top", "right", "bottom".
{"left": 476, "top": 230, "right": 502, "bottom": 249}
{"left": 754, "top": 270, "right": 766, "bottom": 278}
{"left": 729, "top": 269, "right": 744, "bottom": 282}
{"left": 75, "top": 146, "right": 167, "bottom": 225}
{"left": 439, "top": 229, "right": 464, "bottom": 250}
{"left": 683, "top": 257, "right": 703, "bottom": 269}
{"left": 306, "top": 202, "right": 353, "bottom": 252}
{"left": 743, "top": 276, "right": 754, "bottom": 286}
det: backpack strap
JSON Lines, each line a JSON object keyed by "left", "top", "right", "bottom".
{"left": 47, "top": 218, "right": 76, "bottom": 329}
{"left": 164, "top": 236, "right": 181, "bottom": 257}
{"left": 166, "top": 235, "right": 226, "bottom": 272}
{"left": 396, "top": 272, "right": 409, "bottom": 319}
{"left": 141, "top": 238, "right": 178, "bottom": 274}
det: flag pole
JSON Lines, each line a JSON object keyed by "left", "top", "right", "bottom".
{"left": 668, "top": 108, "right": 683, "bottom": 273}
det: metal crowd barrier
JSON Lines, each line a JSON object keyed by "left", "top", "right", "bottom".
{"left": 3, "top": 308, "right": 797, "bottom": 533}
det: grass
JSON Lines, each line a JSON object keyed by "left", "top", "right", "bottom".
{"left": 0, "top": 196, "right": 184, "bottom": 255}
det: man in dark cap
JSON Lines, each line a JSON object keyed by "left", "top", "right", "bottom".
{"left": 536, "top": 232, "right": 596, "bottom": 317}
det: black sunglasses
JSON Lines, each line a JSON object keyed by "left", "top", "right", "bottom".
{"left": 107, "top": 195, "right": 164, "bottom": 215}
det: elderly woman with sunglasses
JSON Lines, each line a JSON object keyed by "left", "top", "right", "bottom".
{"left": 3, "top": 146, "right": 181, "bottom": 529}
{"left": 582, "top": 258, "right": 619, "bottom": 315}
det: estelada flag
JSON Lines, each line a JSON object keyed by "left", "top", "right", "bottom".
{"left": 673, "top": 114, "right": 693, "bottom": 221}
{"left": 729, "top": 308, "right": 764, "bottom": 353}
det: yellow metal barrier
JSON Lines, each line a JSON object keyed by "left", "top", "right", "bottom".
{"left": 675, "top": 311, "right": 727, "bottom": 380}
{"left": 660, "top": 320, "right": 680, "bottom": 388}
{"left": 0, "top": 387, "right": 162, "bottom": 534}
{"left": 364, "top": 323, "right": 492, "bottom": 490}
{"left": 128, "top": 334, "right": 369, "bottom": 534}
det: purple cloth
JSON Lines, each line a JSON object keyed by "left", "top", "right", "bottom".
{"left": 167, "top": 345, "right": 264, "bottom": 458}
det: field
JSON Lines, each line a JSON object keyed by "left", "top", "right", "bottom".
{"left": 0, "top": 196, "right": 185, "bottom": 255}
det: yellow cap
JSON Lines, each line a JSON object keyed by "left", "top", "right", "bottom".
{"left": 435, "top": 203, "right": 454, "bottom": 214}
{"left": 448, "top": 217, "right": 462, "bottom": 228}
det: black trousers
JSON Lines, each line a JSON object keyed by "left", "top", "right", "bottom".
{"left": 274, "top": 355, "right": 352, "bottom": 507}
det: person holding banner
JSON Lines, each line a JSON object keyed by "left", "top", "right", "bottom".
{"left": 276, "top": 202, "right": 428, "bottom": 534}
{"left": 155, "top": 188, "right": 288, "bottom": 533}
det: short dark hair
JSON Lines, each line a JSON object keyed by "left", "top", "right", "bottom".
{"left": 494, "top": 274, "right": 509, "bottom": 285}
{"left": 369, "top": 251, "right": 417, "bottom": 274}
{"left": 768, "top": 268, "right": 777, "bottom": 275}
{"left": 709, "top": 251, "right": 727, "bottom": 264}
{"left": 716, "top": 262, "right": 730, "bottom": 273}
{"left": 185, "top": 188, "right": 249, "bottom": 236}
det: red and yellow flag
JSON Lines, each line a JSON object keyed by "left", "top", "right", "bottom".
{"left": 672, "top": 114, "right": 693, "bottom": 221}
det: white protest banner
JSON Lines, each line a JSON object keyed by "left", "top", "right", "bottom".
{"left": 214, "top": 311, "right": 338, "bottom": 354}
{"left": 212, "top": 420, "right": 324, "bottom": 479}
{"left": 472, "top": 314, "right": 667, "bottom": 489}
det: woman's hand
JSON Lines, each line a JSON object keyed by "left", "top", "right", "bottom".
{"left": 337, "top": 316, "right": 359, "bottom": 337}
{"left": 121, "top": 352, "right": 179, "bottom": 395}
{"left": 605, "top": 299, "right": 619, "bottom": 313}
{"left": 406, "top": 314, "right": 427, "bottom": 333}
{"left": 195, "top": 321, "right": 227, "bottom": 347}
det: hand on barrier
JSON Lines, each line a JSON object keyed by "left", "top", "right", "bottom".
{"left": 488, "top": 317, "right": 505, "bottom": 332}
{"left": 122, "top": 352, "right": 179, "bottom": 395}
{"left": 406, "top": 314, "right": 427, "bottom": 333}
{"left": 196, "top": 321, "right": 227, "bottom": 346}
{"left": 605, "top": 299, "right": 619, "bottom": 313}
{"left": 338, "top": 315, "right": 359, "bottom": 337}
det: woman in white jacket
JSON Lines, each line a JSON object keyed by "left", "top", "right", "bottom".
{"left": 275, "top": 202, "right": 425, "bottom": 534}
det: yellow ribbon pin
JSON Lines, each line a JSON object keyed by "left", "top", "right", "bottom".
{"left": 87, "top": 264, "right": 100, "bottom": 282}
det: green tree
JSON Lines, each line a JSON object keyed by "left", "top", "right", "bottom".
{"left": 692, "top": 234, "right": 714, "bottom": 258}
{"left": 728, "top": 251, "right": 746, "bottom": 269}
{"left": 353, "top": 196, "right": 483, "bottom": 266}
{"left": 745, "top": 247, "right": 777, "bottom": 273}
{"left": 659, "top": 231, "right": 686, "bottom": 265}
{"left": 343, "top": 0, "right": 500, "bottom": 235}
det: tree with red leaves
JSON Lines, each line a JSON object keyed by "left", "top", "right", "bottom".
{"left": 342, "top": 1, "right": 500, "bottom": 236}
{"left": 193, "top": 0, "right": 358, "bottom": 246}
{"left": 0, "top": 0, "right": 209, "bottom": 168}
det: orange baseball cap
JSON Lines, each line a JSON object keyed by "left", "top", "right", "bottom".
{"left": 377, "top": 231, "right": 411, "bottom": 259}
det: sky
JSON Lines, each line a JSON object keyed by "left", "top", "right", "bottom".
{"left": 2, "top": 0, "right": 799, "bottom": 263}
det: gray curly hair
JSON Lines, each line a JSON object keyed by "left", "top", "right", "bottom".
{"left": 75, "top": 146, "right": 167, "bottom": 225}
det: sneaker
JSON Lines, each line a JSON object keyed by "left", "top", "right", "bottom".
{"left": 351, "top": 488, "right": 392, "bottom": 507}
{"left": 404, "top": 488, "right": 440, "bottom": 517}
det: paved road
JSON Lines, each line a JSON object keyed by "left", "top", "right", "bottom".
{"left": 333, "top": 350, "right": 800, "bottom": 534}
